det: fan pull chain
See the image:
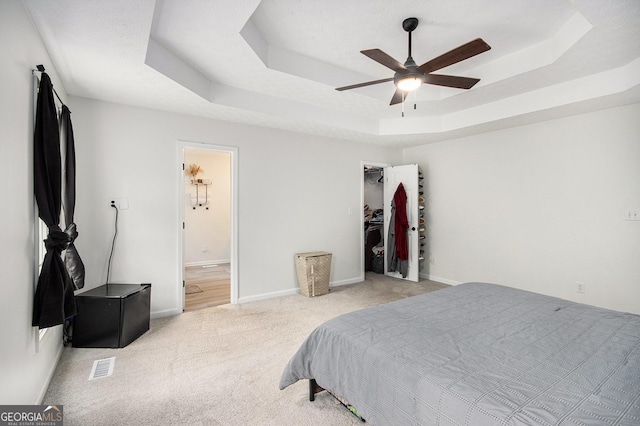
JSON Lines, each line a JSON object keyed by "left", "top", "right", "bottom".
{"left": 400, "top": 91, "right": 417, "bottom": 117}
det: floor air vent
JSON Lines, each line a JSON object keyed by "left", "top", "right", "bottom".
{"left": 89, "top": 357, "right": 115, "bottom": 380}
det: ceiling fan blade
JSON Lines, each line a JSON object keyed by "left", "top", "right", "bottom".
{"left": 335, "top": 77, "right": 394, "bottom": 91}
{"left": 390, "top": 89, "right": 405, "bottom": 105}
{"left": 361, "top": 49, "right": 407, "bottom": 73}
{"left": 424, "top": 74, "right": 480, "bottom": 89}
{"left": 417, "top": 38, "right": 491, "bottom": 74}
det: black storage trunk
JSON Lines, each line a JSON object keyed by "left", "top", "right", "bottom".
{"left": 72, "top": 283, "right": 151, "bottom": 348}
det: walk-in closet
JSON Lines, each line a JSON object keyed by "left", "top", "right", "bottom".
{"left": 363, "top": 164, "right": 425, "bottom": 282}
{"left": 364, "top": 165, "right": 385, "bottom": 274}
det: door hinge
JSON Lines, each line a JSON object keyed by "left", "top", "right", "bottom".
{"left": 182, "top": 222, "right": 185, "bottom": 229}
{"left": 182, "top": 280, "right": 185, "bottom": 288}
{"left": 182, "top": 163, "right": 185, "bottom": 170}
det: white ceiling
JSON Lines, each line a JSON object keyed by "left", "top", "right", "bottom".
{"left": 24, "top": 0, "right": 640, "bottom": 147}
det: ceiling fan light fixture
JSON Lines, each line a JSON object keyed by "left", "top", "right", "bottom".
{"left": 396, "top": 76, "right": 423, "bottom": 91}
{"left": 335, "top": 16, "right": 491, "bottom": 107}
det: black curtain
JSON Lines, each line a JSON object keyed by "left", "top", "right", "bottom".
{"left": 61, "top": 105, "right": 85, "bottom": 290}
{"left": 32, "top": 72, "right": 76, "bottom": 329}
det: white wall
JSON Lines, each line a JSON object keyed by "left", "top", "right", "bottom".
{"left": 69, "top": 96, "right": 400, "bottom": 316}
{"left": 184, "top": 149, "right": 231, "bottom": 265}
{"left": 0, "top": 1, "right": 66, "bottom": 404}
{"left": 404, "top": 103, "right": 640, "bottom": 315}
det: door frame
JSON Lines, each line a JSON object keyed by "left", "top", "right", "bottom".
{"left": 177, "top": 140, "right": 239, "bottom": 310}
{"left": 360, "top": 160, "right": 390, "bottom": 280}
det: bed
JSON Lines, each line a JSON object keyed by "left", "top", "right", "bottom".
{"left": 279, "top": 282, "right": 640, "bottom": 425}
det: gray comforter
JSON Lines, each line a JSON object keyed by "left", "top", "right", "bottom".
{"left": 279, "top": 283, "right": 640, "bottom": 425}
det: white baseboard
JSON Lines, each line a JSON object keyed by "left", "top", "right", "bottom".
{"left": 421, "top": 273, "right": 462, "bottom": 286}
{"left": 330, "top": 277, "right": 364, "bottom": 287}
{"left": 151, "top": 308, "right": 182, "bottom": 319}
{"left": 35, "top": 332, "right": 64, "bottom": 404}
{"left": 237, "top": 277, "right": 366, "bottom": 304}
{"left": 238, "top": 287, "right": 300, "bottom": 304}
{"left": 184, "top": 259, "right": 230, "bottom": 267}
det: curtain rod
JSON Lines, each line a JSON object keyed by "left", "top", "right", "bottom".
{"left": 32, "top": 64, "right": 65, "bottom": 107}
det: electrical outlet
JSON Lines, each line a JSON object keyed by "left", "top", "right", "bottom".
{"left": 576, "top": 282, "right": 585, "bottom": 294}
{"left": 108, "top": 198, "right": 129, "bottom": 210}
{"left": 429, "top": 257, "right": 435, "bottom": 265}
{"left": 202, "top": 245, "right": 208, "bottom": 252}
{"left": 625, "top": 209, "right": 639, "bottom": 221}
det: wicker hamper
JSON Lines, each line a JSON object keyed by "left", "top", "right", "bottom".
{"left": 294, "top": 251, "right": 332, "bottom": 297}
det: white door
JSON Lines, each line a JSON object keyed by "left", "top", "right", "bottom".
{"left": 384, "top": 164, "right": 420, "bottom": 282}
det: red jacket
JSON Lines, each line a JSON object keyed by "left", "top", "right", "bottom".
{"left": 393, "top": 183, "right": 409, "bottom": 260}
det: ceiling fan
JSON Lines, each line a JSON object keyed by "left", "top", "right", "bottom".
{"left": 336, "top": 17, "right": 491, "bottom": 106}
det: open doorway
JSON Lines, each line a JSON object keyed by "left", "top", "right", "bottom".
{"left": 361, "top": 161, "right": 423, "bottom": 282}
{"left": 361, "top": 161, "right": 389, "bottom": 279}
{"left": 178, "top": 142, "right": 238, "bottom": 311}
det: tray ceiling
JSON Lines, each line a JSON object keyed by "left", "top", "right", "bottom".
{"left": 25, "top": 0, "right": 640, "bottom": 146}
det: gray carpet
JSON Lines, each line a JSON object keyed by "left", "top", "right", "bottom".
{"left": 44, "top": 273, "right": 448, "bottom": 425}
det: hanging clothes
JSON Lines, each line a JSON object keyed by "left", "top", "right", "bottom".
{"left": 387, "top": 183, "right": 409, "bottom": 278}
{"left": 32, "top": 72, "right": 76, "bottom": 328}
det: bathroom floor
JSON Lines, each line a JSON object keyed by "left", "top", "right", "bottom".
{"left": 184, "top": 263, "right": 231, "bottom": 311}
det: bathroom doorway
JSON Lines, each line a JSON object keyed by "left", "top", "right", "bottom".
{"left": 178, "top": 141, "right": 238, "bottom": 311}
